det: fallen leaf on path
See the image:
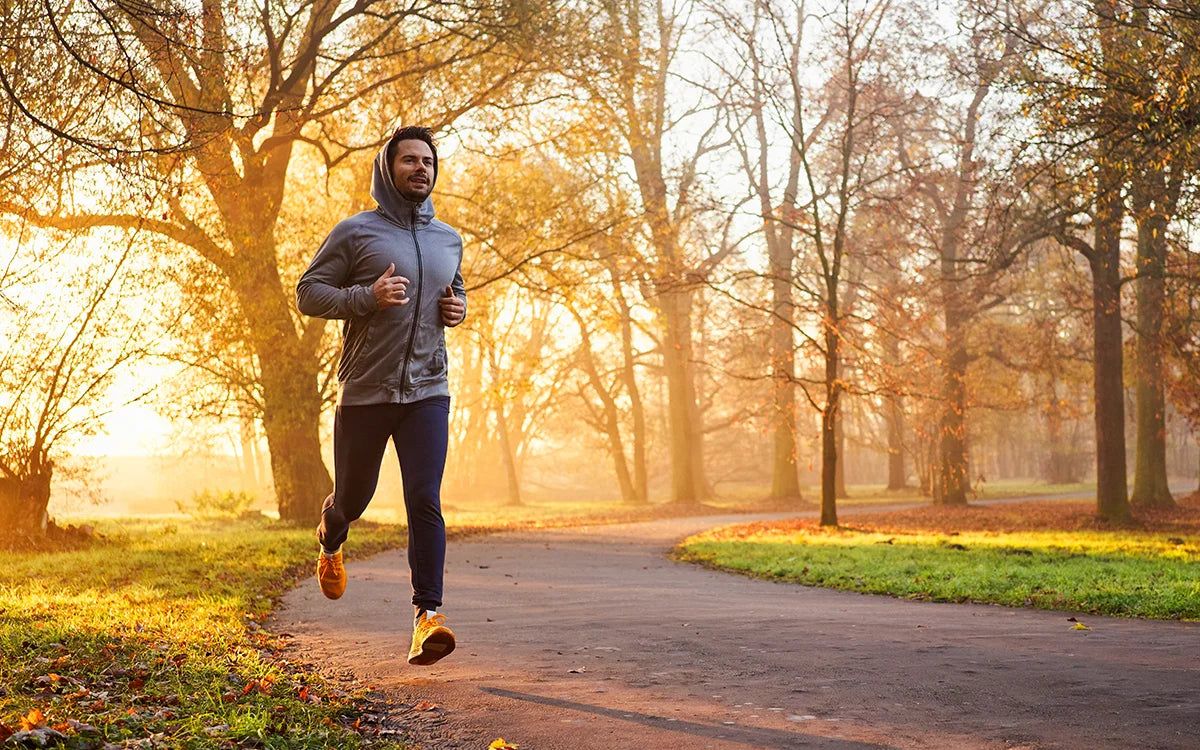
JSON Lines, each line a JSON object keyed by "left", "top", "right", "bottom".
{"left": 489, "top": 739, "right": 519, "bottom": 749}
{"left": 568, "top": 667, "right": 587, "bottom": 673}
{"left": 414, "top": 701, "right": 438, "bottom": 711}
{"left": 1070, "top": 622, "right": 1091, "bottom": 630}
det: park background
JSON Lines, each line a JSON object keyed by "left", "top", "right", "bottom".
{"left": 3, "top": 0, "right": 1199, "bottom": 532}
{"left": 1, "top": 0, "right": 1199, "bottom": 746}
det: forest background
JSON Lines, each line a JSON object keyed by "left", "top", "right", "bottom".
{"left": 2, "top": 0, "right": 1200, "bottom": 538}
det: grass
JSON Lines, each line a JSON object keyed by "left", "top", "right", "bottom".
{"left": 706, "top": 479, "right": 1097, "bottom": 508}
{"left": 0, "top": 517, "right": 410, "bottom": 749}
{"left": 675, "top": 496, "right": 1200, "bottom": 620}
{"left": 1, "top": 497, "right": 778, "bottom": 748}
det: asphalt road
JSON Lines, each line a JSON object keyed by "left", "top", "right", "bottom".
{"left": 275, "top": 511, "right": 1200, "bottom": 749}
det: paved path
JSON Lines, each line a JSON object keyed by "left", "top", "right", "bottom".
{"left": 276, "top": 512, "right": 1200, "bottom": 749}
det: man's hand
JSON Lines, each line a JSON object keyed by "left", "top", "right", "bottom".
{"left": 440, "top": 285, "right": 465, "bottom": 326}
{"left": 373, "top": 263, "right": 410, "bottom": 308}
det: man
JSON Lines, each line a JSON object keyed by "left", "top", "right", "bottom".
{"left": 297, "top": 125, "right": 466, "bottom": 667}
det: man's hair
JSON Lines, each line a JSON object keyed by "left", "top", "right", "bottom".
{"left": 387, "top": 125, "right": 438, "bottom": 181}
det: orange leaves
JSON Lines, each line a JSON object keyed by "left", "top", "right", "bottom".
{"left": 241, "top": 675, "right": 275, "bottom": 696}
{"left": 0, "top": 710, "right": 67, "bottom": 745}
{"left": 19, "top": 709, "right": 44, "bottom": 732}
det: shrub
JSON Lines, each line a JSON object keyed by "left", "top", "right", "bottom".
{"left": 176, "top": 489, "right": 258, "bottom": 520}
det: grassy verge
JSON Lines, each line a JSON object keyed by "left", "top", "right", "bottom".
{"left": 0, "top": 518, "right": 410, "bottom": 749}
{"left": 2, "top": 497, "right": 778, "bottom": 748}
{"left": 706, "top": 479, "right": 1096, "bottom": 508}
{"left": 674, "top": 496, "right": 1200, "bottom": 620}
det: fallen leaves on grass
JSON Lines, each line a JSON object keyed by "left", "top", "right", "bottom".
{"left": 702, "top": 495, "right": 1200, "bottom": 539}
{"left": 19, "top": 709, "right": 45, "bottom": 731}
{"left": 241, "top": 676, "right": 274, "bottom": 695}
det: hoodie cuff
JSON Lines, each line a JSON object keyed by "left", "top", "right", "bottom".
{"left": 351, "top": 285, "right": 378, "bottom": 316}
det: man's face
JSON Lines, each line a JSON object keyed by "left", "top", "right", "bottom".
{"left": 391, "top": 139, "right": 435, "bottom": 202}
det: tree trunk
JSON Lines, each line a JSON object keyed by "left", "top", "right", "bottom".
{"left": 256, "top": 340, "right": 331, "bottom": 523}
{"left": 834, "top": 410, "right": 848, "bottom": 498}
{"left": 766, "top": 174, "right": 801, "bottom": 504}
{"left": 616, "top": 282, "right": 649, "bottom": 504}
{"left": 1129, "top": 178, "right": 1176, "bottom": 508}
{"left": 603, "top": 413, "right": 639, "bottom": 505}
{"left": 1089, "top": 162, "right": 1132, "bottom": 520}
{"left": 495, "top": 406, "right": 523, "bottom": 507}
{"left": 574, "top": 310, "right": 640, "bottom": 505}
{"left": 887, "top": 394, "right": 906, "bottom": 490}
{"left": 820, "top": 319, "right": 840, "bottom": 527}
{"left": 937, "top": 298, "right": 970, "bottom": 505}
{"left": 0, "top": 468, "right": 52, "bottom": 541}
{"left": 1043, "top": 379, "right": 1078, "bottom": 484}
{"left": 770, "top": 278, "right": 801, "bottom": 502}
{"left": 659, "top": 284, "right": 705, "bottom": 504}
{"left": 238, "top": 406, "right": 260, "bottom": 494}
{"left": 233, "top": 251, "right": 331, "bottom": 524}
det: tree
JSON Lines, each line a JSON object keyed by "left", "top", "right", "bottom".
{"left": 1008, "top": 0, "right": 1200, "bottom": 516}
{"left": 890, "top": 5, "right": 1034, "bottom": 505}
{"left": 559, "top": 0, "right": 736, "bottom": 505}
{"left": 0, "top": 0, "right": 545, "bottom": 522}
{"left": 713, "top": 0, "right": 823, "bottom": 505}
{"left": 0, "top": 228, "right": 160, "bottom": 539}
{"left": 1120, "top": 2, "right": 1200, "bottom": 508}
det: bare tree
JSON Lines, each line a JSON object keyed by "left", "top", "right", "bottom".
{"left": 711, "top": 0, "right": 828, "bottom": 506}
{"left": 0, "top": 229, "right": 161, "bottom": 539}
{"left": 557, "top": 0, "right": 735, "bottom": 505}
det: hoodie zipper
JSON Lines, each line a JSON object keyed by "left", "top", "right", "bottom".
{"left": 398, "top": 203, "right": 424, "bottom": 398}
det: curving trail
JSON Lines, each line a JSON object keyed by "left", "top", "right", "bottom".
{"left": 276, "top": 511, "right": 1200, "bottom": 749}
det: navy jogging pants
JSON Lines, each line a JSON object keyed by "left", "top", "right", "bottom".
{"left": 317, "top": 395, "right": 449, "bottom": 611}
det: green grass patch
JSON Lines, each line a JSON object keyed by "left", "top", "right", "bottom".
{"left": 0, "top": 518, "right": 409, "bottom": 748}
{"left": 676, "top": 525, "right": 1200, "bottom": 619}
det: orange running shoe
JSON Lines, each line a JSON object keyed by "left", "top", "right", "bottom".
{"left": 408, "top": 610, "right": 455, "bottom": 666}
{"left": 317, "top": 550, "right": 346, "bottom": 600}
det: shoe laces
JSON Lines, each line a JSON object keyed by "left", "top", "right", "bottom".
{"left": 422, "top": 613, "right": 446, "bottom": 628}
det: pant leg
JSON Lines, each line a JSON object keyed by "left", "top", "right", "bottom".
{"left": 317, "top": 404, "right": 396, "bottom": 552}
{"left": 392, "top": 395, "right": 450, "bottom": 610}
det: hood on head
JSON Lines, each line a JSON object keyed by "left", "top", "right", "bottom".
{"left": 370, "top": 130, "right": 436, "bottom": 226}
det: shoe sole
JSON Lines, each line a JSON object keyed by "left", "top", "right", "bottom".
{"left": 408, "top": 631, "right": 456, "bottom": 666}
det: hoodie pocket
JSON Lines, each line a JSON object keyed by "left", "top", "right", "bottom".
{"left": 338, "top": 317, "right": 373, "bottom": 380}
{"left": 431, "top": 339, "right": 447, "bottom": 375}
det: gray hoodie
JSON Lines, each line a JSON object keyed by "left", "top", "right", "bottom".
{"left": 297, "top": 137, "right": 467, "bottom": 406}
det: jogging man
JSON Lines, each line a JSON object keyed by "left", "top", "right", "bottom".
{"left": 297, "top": 125, "right": 466, "bottom": 666}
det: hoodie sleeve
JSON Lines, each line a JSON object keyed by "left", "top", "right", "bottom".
{"left": 296, "top": 220, "right": 379, "bottom": 319}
